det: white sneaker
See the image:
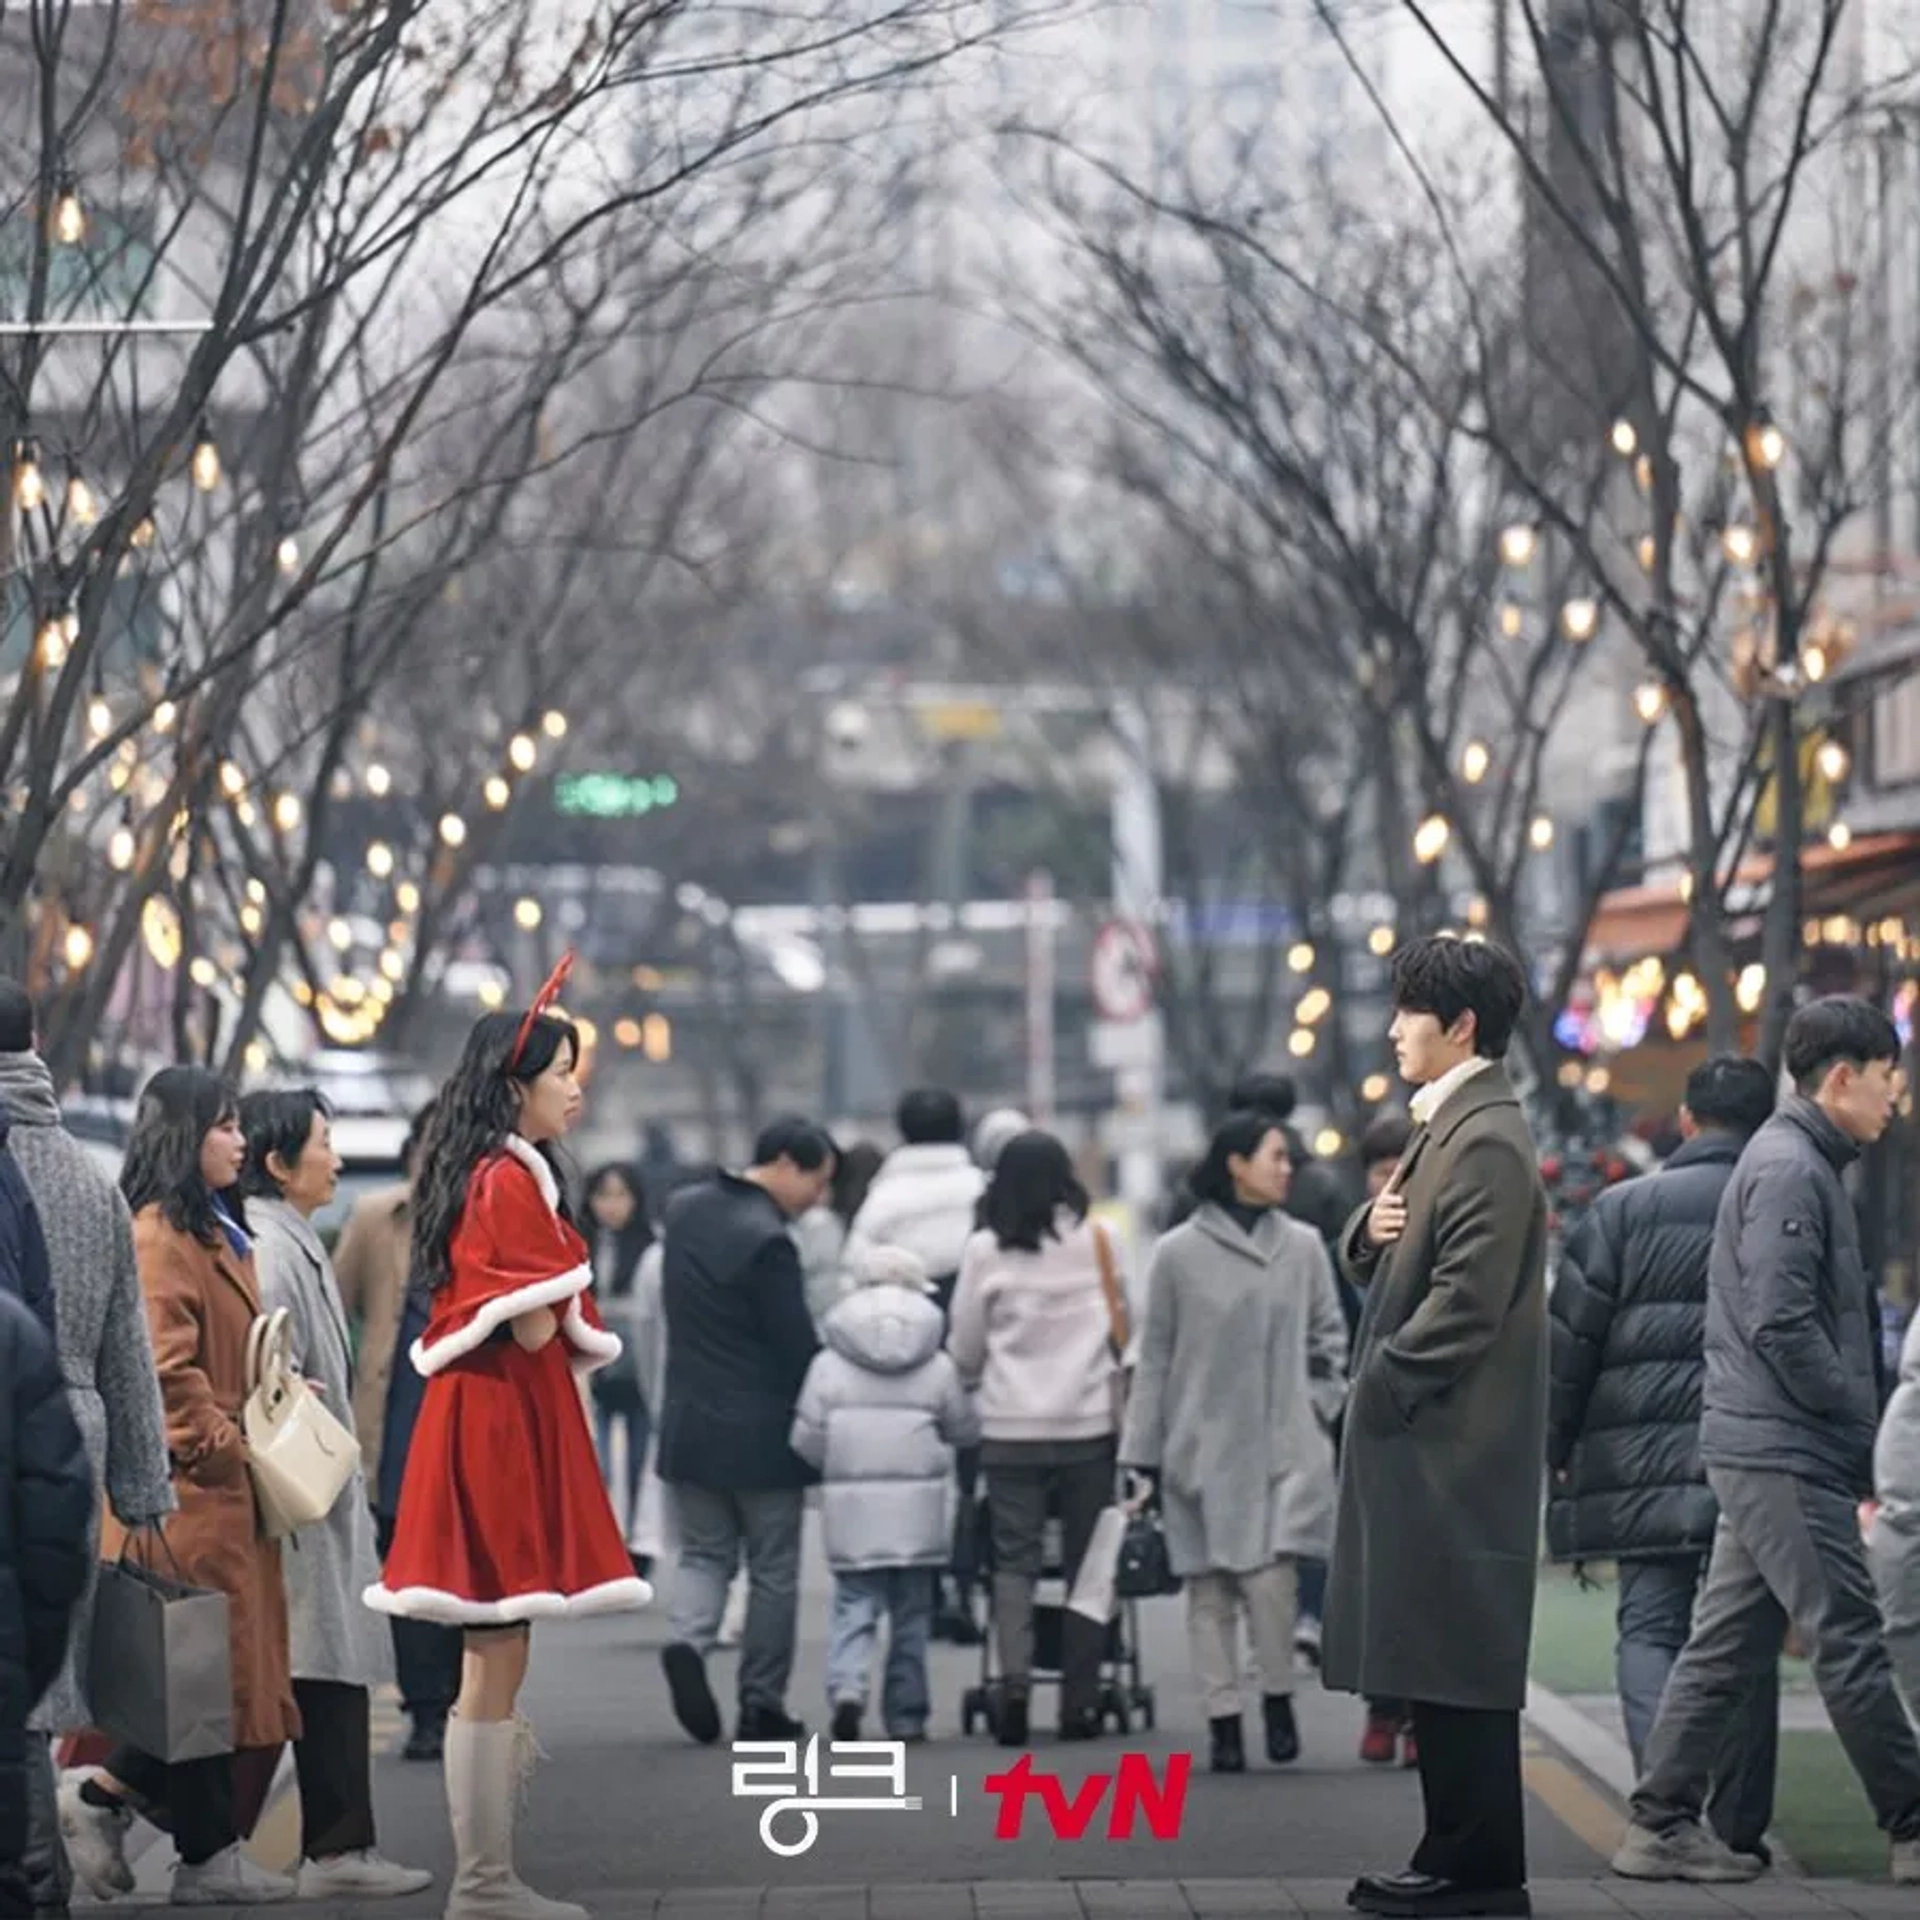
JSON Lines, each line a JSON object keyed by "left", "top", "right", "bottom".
{"left": 171, "top": 1844, "right": 297, "bottom": 1906}
{"left": 1893, "top": 1838, "right": 1920, "bottom": 1885}
{"left": 1293, "top": 1614, "right": 1323, "bottom": 1669}
{"left": 1611, "top": 1819, "right": 1765, "bottom": 1883}
{"left": 57, "top": 1775, "right": 134, "bottom": 1897}
{"left": 296, "top": 1848, "right": 435, "bottom": 1898}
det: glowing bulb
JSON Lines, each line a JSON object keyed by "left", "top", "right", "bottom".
{"left": 13, "top": 443, "right": 43, "bottom": 512}
{"left": 366, "top": 841, "right": 394, "bottom": 878}
{"left": 107, "top": 826, "right": 136, "bottom": 871}
{"left": 1413, "top": 814, "right": 1451, "bottom": 865}
{"left": 244, "top": 1040, "right": 269, "bottom": 1075}
{"left": 1287, "top": 942, "right": 1314, "bottom": 973}
{"left": 1361, "top": 1073, "right": 1391, "bottom": 1104}
{"left": 1736, "top": 964, "right": 1766, "bottom": 1014}
{"left": 1498, "top": 603, "right": 1523, "bottom": 638}
{"left": 1287, "top": 1028, "right": 1315, "bottom": 1059}
{"left": 508, "top": 734, "right": 537, "bottom": 773}
{"left": 190, "top": 425, "right": 221, "bottom": 492}
{"left": 1498, "top": 524, "right": 1537, "bottom": 568}
{"left": 1529, "top": 815, "right": 1555, "bottom": 851}
{"left": 87, "top": 696, "right": 112, "bottom": 739}
{"left": 513, "top": 897, "right": 543, "bottom": 930}
{"left": 36, "top": 617, "right": 66, "bottom": 669}
{"left": 379, "top": 949, "right": 407, "bottom": 983}
{"left": 1637, "top": 535, "right": 1656, "bottom": 572}
{"left": 364, "top": 763, "right": 392, "bottom": 797}
{"left": 51, "top": 182, "right": 85, "bottom": 246}
{"left": 218, "top": 761, "right": 245, "bottom": 799}
{"left": 1816, "top": 740, "right": 1850, "bottom": 783}
{"left": 1313, "top": 1128, "right": 1344, "bottom": 1158}
{"left": 1721, "top": 525, "right": 1758, "bottom": 566}
{"left": 614, "top": 1017, "right": 643, "bottom": 1049}
{"left": 483, "top": 775, "right": 512, "bottom": 812}
{"left": 1367, "top": 925, "right": 1394, "bottom": 957}
{"left": 276, "top": 536, "right": 300, "bottom": 576}
{"left": 1461, "top": 740, "right": 1490, "bottom": 784}
{"left": 1609, "top": 419, "right": 1637, "bottom": 456}
{"left": 189, "top": 956, "right": 218, "bottom": 988}
{"left": 541, "top": 710, "right": 568, "bottom": 740}
{"left": 1561, "top": 598, "right": 1599, "bottom": 642}
{"left": 1296, "top": 987, "right": 1332, "bottom": 1025}
{"left": 1750, "top": 421, "right": 1786, "bottom": 469}
{"left": 62, "top": 925, "right": 94, "bottom": 969}
{"left": 327, "top": 917, "right": 352, "bottom": 950}
{"left": 152, "top": 700, "right": 176, "bottom": 733}
{"left": 1633, "top": 681, "right": 1669, "bottom": 725}
{"left": 476, "top": 979, "right": 505, "bottom": 1011}
{"left": 395, "top": 881, "right": 421, "bottom": 914}
{"left": 272, "top": 792, "right": 302, "bottom": 832}
{"left": 66, "top": 474, "right": 97, "bottom": 526}
{"left": 1829, "top": 821, "right": 1853, "bottom": 851}
{"left": 439, "top": 813, "right": 467, "bottom": 847}
{"left": 131, "top": 514, "right": 156, "bottom": 549}
{"left": 1803, "top": 643, "right": 1829, "bottom": 683}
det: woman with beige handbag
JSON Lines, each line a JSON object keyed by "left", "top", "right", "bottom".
{"left": 241, "top": 1089, "right": 433, "bottom": 1901}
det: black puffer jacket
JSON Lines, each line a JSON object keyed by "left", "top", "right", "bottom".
{"left": 1545, "top": 1133, "right": 1742, "bottom": 1562}
{"left": 0, "top": 1287, "right": 92, "bottom": 1895}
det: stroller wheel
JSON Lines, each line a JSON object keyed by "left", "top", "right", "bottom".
{"left": 962, "top": 1685, "right": 987, "bottom": 1737}
{"left": 1133, "top": 1686, "right": 1156, "bottom": 1731}
{"left": 1103, "top": 1684, "right": 1131, "bottom": 1736}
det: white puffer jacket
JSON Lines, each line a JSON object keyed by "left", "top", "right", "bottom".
{"left": 841, "top": 1144, "right": 985, "bottom": 1291}
{"left": 789, "top": 1276, "right": 980, "bottom": 1571}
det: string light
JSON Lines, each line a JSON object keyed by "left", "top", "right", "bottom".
{"left": 1529, "top": 815, "right": 1555, "bottom": 851}
{"left": 1829, "top": 821, "right": 1853, "bottom": 851}
{"left": 483, "top": 776, "right": 511, "bottom": 811}
{"left": 1609, "top": 419, "right": 1637, "bottom": 456}
{"left": 1313, "top": 1128, "right": 1344, "bottom": 1157}
{"left": 365, "top": 841, "right": 394, "bottom": 878}
{"left": 1498, "top": 525, "right": 1537, "bottom": 568}
{"left": 327, "top": 917, "right": 353, "bottom": 950}
{"left": 1287, "top": 941, "right": 1314, "bottom": 973}
{"left": 131, "top": 515, "right": 156, "bottom": 549}
{"left": 508, "top": 734, "right": 537, "bottom": 773}
{"left": 1803, "top": 643, "right": 1830, "bottom": 683}
{"left": 13, "top": 441, "right": 43, "bottom": 512}
{"left": 1632, "top": 682, "right": 1669, "bottom": 725}
{"left": 87, "top": 695, "right": 112, "bottom": 739}
{"left": 540, "top": 710, "right": 568, "bottom": 740}
{"left": 379, "top": 949, "right": 407, "bottom": 983}
{"left": 276, "top": 536, "right": 300, "bottom": 576}
{"left": 272, "top": 793, "right": 302, "bottom": 832}
{"left": 1721, "top": 525, "right": 1758, "bottom": 566}
{"left": 1747, "top": 419, "right": 1786, "bottom": 470}
{"left": 365, "top": 763, "right": 392, "bottom": 797}
{"left": 189, "top": 420, "right": 221, "bottom": 492}
{"left": 395, "top": 880, "right": 421, "bottom": 913}
{"left": 218, "top": 761, "right": 246, "bottom": 799}
{"left": 107, "top": 824, "right": 136, "bottom": 871}
{"left": 1561, "top": 598, "right": 1599, "bottom": 642}
{"left": 1413, "top": 814, "right": 1451, "bottom": 865}
{"left": 189, "top": 956, "right": 218, "bottom": 988}
{"left": 439, "top": 813, "right": 467, "bottom": 847}
{"left": 513, "top": 898, "right": 543, "bottom": 930}
{"left": 1296, "top": 987, "right": 1332, "bottom": 1025}
{"left": 1461, "top": 740, "right": 1490, "bottom": 784}
{"left": 66, "top": 473, "right": 98, "bottom": 527}
{"left": 1816, "top": 740, "right": 1850, "bottom": 783}
{"left": 62, "top": 925, "right": 94, "bottom": 969}
{"left": 50, "top": 175, "right": 85, "bottom": 246}
{"left": 36, "top": 614, "right": 67, "bottom": 670}
{"left": 1361, "top": 1072, "right": 1391, "bottom": 1103}
{"left": 1287, "top": 1028, "right": 1315, "bottom": 1058}
{"left": 152, "top": 699, "right": 177, "bottom": 733}
{"left": 1498, "top": 603, "right": 1523, "bottom": 638}
{"left": 1367, "top": 924, "right": 1394, "bottom": 957}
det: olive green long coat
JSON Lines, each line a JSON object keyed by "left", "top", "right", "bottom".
{"left": 1321, "top": 1065, "right": 1548, "bottom": 1712}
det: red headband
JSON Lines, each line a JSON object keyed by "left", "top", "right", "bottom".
{"left": 510, "top": 950, "right": 576, "bottom": 1069}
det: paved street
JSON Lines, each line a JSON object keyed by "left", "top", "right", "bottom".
{"left": 74, "top": 1530, "right": 1914, "bottom": 1915}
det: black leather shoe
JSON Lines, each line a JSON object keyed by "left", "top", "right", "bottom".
{"left": 994, "top": 1688, "right": 1029, "bottom": 1747}
{"left": 661, "top": 1642, "right": 723, "bottom": 1745}
{"left": 1262, "top": 1692, "right": 1300, "bottom": 1765}
{"left": 1350, "top": 1871, "right": 1530, "bottom": 1917}
{"left": 402, "top": 1714, "right": 445, "bottom": 1761}
{"left": 1209, "top": 1714, "right": 1246, "bottom": 1773}
{"left": 737, "top": 1703, "right": 806, "bottom": 1741}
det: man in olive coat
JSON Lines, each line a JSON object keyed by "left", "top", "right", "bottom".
{"left": 1324, "top": 936, "right": 1548, "bottom": 1920}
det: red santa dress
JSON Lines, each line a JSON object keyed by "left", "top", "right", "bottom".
{"left": 363, "top": 1136, "right": 654, "bottom": 1624}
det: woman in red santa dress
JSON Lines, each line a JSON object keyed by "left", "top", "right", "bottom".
{"left": 365, "top": 970, "right": 649, "bottom": 1920}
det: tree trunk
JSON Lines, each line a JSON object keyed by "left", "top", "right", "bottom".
{"left": 1671, "top": 688, "right": 1741, "bottom": 1051}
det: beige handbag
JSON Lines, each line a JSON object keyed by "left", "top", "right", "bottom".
{"left": 243, "top": 1309, "right": 361, "bottom": 1539}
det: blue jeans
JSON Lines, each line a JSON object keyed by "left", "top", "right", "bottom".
{"left": 825, "top": 1568, "right": 934, "bottom": 1736}
{"left": 594, "top": 1394, "right": 650, "bottom": 1534}
{"left": 1618, "top": 1551, "right": 1778, "bottom": 1853}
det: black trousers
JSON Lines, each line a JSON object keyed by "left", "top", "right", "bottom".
{"left": 376, "top": 1511, "right": 463, "bottom": 1723}
{"left": 1407, "top": 1701, "right": 1527, "bottom": 1890}
{"left": 294, "top": 1680, "right": 376, "bottom": 1861}
{"left": 106, "top": 1749, "right": 238, "bottom": 1868}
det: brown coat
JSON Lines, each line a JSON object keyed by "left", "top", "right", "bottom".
{"left": 331, "top": 1183, "right": 411, "bottom": 1493}
{"left": 101, "top": 1208, "right": 301, "bottom": 1751}
{"left": 1322, "top": 1065, "right": 1548, "bottom": 1711}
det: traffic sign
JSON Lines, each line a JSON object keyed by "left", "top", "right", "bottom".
{"left": 1090, "top": 918, "right": 1157, "bottom": 1022}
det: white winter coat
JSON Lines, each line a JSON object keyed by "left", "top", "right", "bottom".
{"left": 789, "top": 1282, "right": 979, "bottom": 1571}
{"left": 841, "top": 1144, "right": 984, "bottom": 1289}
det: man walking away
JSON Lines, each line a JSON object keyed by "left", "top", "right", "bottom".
{"left": 0, "top": 983, "right": 174, "bottom": 1913}
{"left": 843, "top": 1088, "right": 988, "bottom": 1643}
{"left": 1548, "top": 1054, "right": 1779, "bottom": 1860}
{"left": 1324, "top": 935, "right": 1547, "bottom": 1920}
{"left": 1615, "top": 997, "right": 1920, "bottom": 1887}
{"left": 0, "top": 1286, "right": 93, "bottom": 1918}
{"left": 657, "top": 1117, "right": 832, "bottom": 1744}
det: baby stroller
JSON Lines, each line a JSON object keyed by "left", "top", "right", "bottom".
{"left": 959, "top": 1488, "right": 1156, "bottom": 1736}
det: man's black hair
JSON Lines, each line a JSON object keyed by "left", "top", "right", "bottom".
{"left": 237, "top": 1088, "right": 334, "bottom": 1201}
{"left": 1228, "top": 1072, "right": 1297, "bottom": 1124}
{"left": 0, "top": 978, "right": 35, "bottom": 1054}
{"left": 1783, "top": 996, "right": 1902, "bottom": 1096}
{"left": 1682, "top": 1055, "right": 1777, "bottom": 1139}
{"left": 896, "top": 1087, "right": 965, "bottom": 1146}
{"left": 751, "top": 1114, "right": 838, "bottom": 1172}
{"left": 1389, "top": 935, "right": 1527, "bottom": 1060}
{"left": 1360, "top": 1111, "right": 1414, "bottom": 1168}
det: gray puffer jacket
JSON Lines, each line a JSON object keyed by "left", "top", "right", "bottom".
{"left": 1700, "top": 1095, "right": 1881, "bottom": 1496}
{"left": 790, "top": 1282, "right": 980, "bottom": 1572}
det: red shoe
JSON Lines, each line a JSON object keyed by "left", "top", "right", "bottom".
{"left": 1399, "top": 1725, "right": 1419, "bottom": 1769}
{"left": 1359, "top": 1714, "right": 1399, "bottom": 1765}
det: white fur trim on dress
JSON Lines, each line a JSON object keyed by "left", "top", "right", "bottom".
{"left": 499, "top": 1134, "right": 561, "bottom": 1213}
{"left": 562, "top": 1297, "right": 622, "bottom": 1376}
{"left": 411, "top": 1264, "right": 594, "bottom": 1376}
{"left": 361, "top": 1574, "right": 653, "bottom": 1625}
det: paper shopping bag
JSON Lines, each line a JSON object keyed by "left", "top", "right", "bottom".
{"left": 89, "top": 1549, "right": 234, "bottom": 1762}
{"left": 1067, "top": 1504, "right": 1128, "bottom": 1624}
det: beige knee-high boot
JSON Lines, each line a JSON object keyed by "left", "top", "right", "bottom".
{"left": 443, "top": 1714, "right": 589, "bottom": 1920}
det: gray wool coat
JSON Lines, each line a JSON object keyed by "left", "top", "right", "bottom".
{"left": 251, "top": 1198, "right": 389, "bottom": 1690}
{"left": 1322, "top": 1065, "right": 1548, "bottom": 1712}
{"left": 0, "top": 1054, "right": 174, "bottom": 1735}
{"left": 1120, "top": 1206, "right": 1347, "bottom": 1576}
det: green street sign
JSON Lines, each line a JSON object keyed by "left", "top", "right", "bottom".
{"left": 553, "top": 773, "right": 679, "bottom": 818}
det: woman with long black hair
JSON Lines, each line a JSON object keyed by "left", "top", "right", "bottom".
{"left": 61, "top": 1068, "right": 301, "bottom": 1906}
{"left": 365, "top": 969, "right": 649, "bottom": 1920}
{"left": 583, "top": 1162, "right": 653, "bottom": 1536}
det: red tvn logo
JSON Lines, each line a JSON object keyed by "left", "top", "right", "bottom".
{"left": 983, "top": 1753, "right": 1191, "bottom": 1840}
